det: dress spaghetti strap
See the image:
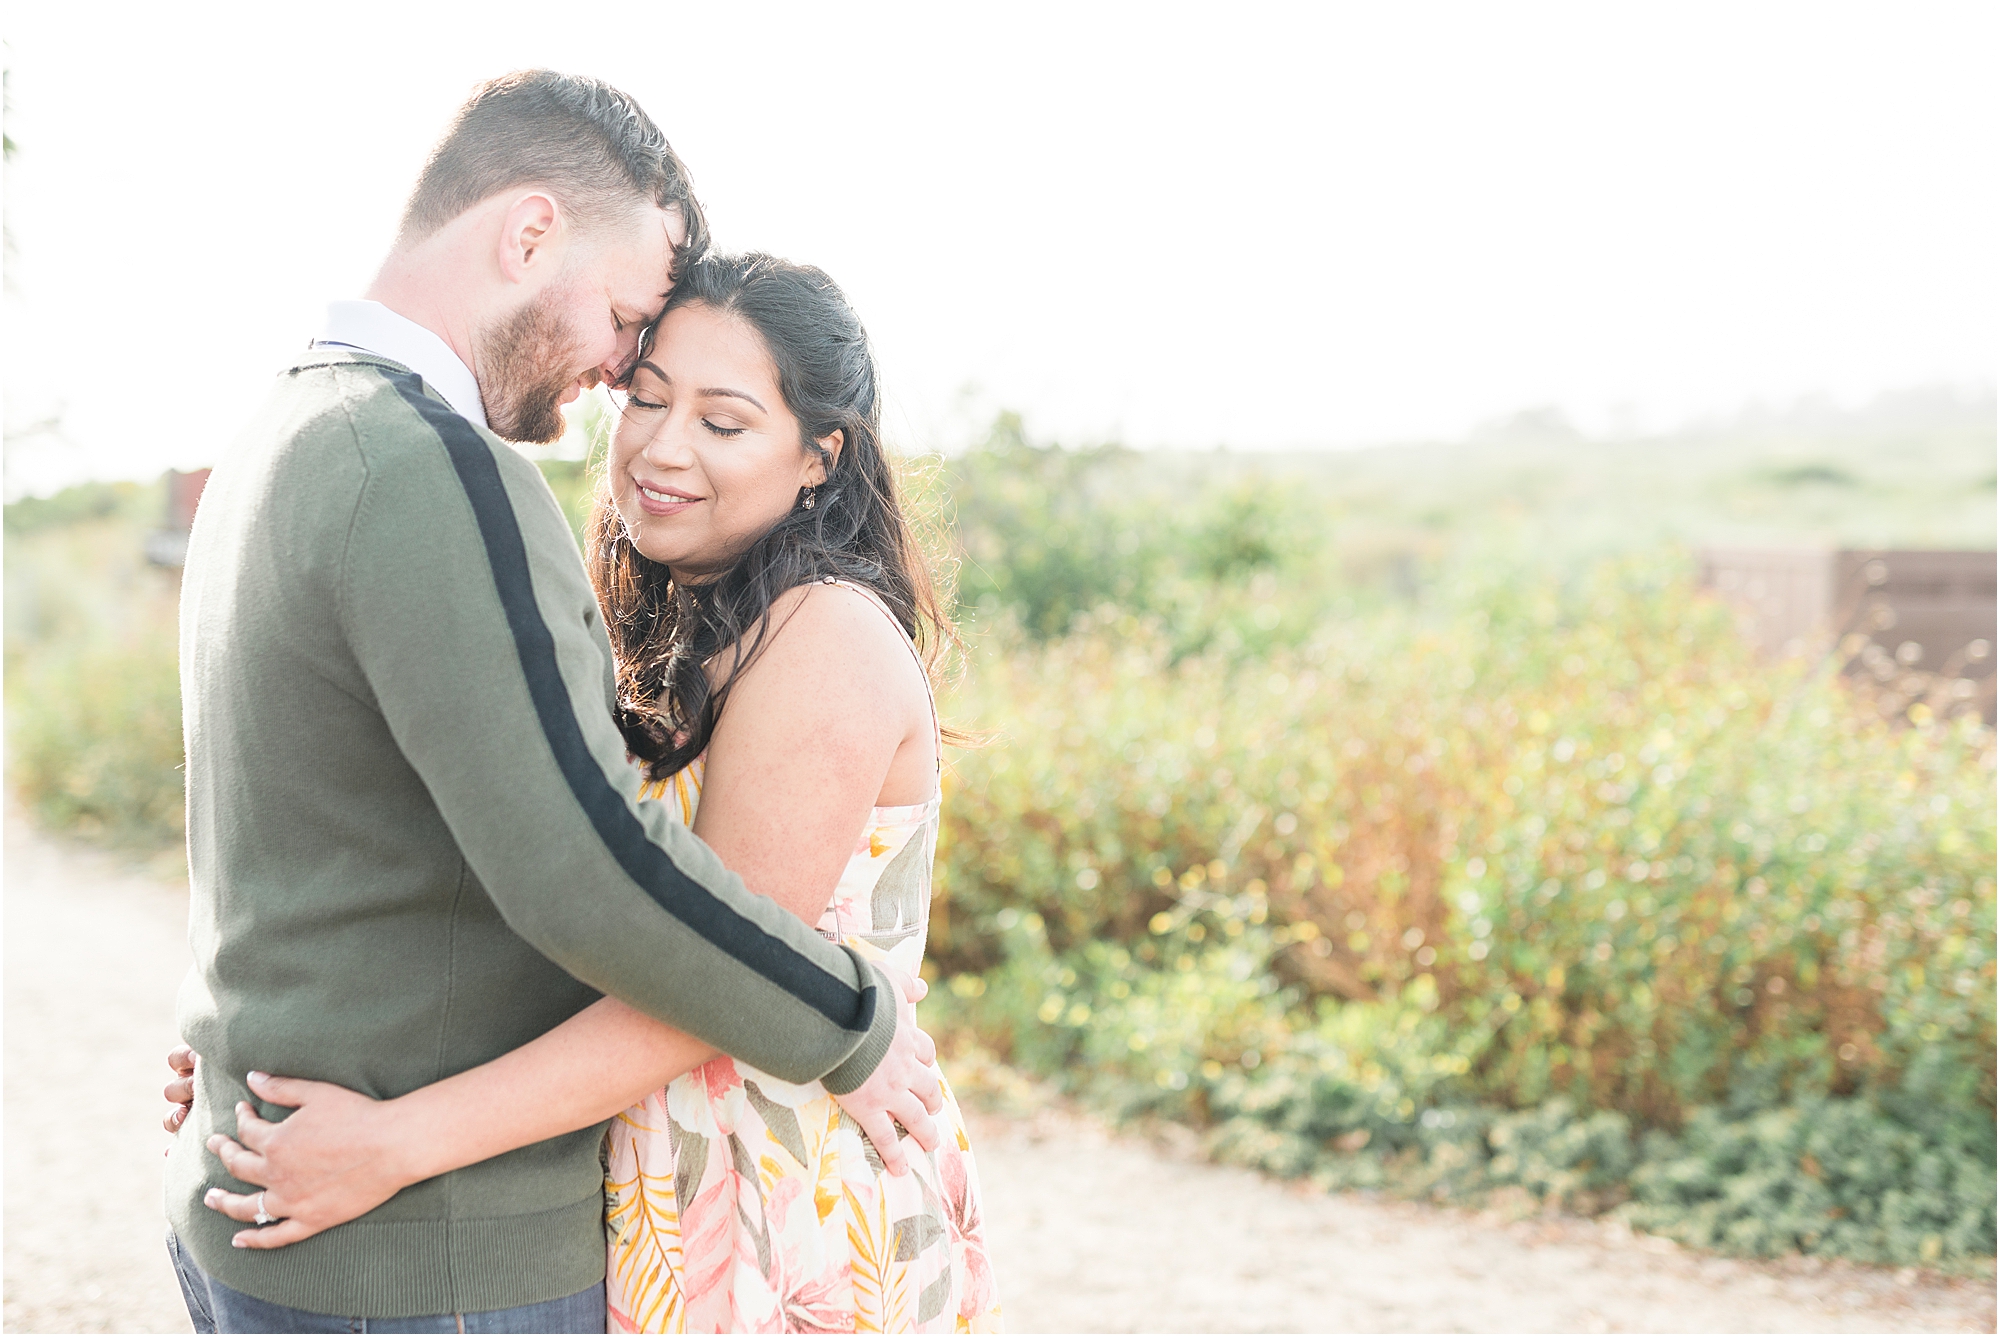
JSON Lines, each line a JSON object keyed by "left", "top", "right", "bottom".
{"left": 815, "top": 575, "right": 942, "bottom": 771}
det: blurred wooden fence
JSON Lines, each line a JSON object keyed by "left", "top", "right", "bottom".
{"left": 1699, "top": 548, "right": 1996, "bottom": 723}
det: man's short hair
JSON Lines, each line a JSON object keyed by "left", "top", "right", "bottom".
{"left": 399, "top": 70, "right": 710, "bottom": 274}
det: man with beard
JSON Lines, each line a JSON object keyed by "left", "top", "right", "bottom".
{"left": 164, "top": 70, "right": 940, "bottom": 1333}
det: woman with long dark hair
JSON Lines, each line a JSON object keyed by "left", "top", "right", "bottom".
{"left": 186, "top": 254, "right": 1002, "bottom": 1333}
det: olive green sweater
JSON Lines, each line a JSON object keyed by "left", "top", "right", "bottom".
{"left": 165, "top": 349, "right": 897, "bottom": 1317}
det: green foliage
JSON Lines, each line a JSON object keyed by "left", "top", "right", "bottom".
{"left": 928, "top": 568, "right": 1992, "bottom": 1264}
{"left": 944, "top": 392, "right": 1996, "bottom": 634}
{"left": 5, "top": 499, "right": 185, "bottom": 848}
{"left": 532, "top": 387, "right": 619, "bottom": 549}
{"left": 1762, "top": 462, "right": 1859, "bottom": 488}
{"left": 3, "top": 479, "right": 147, "bottom": 536}
{"left": 1628, "top": 1098, "right": 1995, "bottom": 1265}
{"left": 936, "top": 574, "right": 1993, "bottom": 1094}
{"left": 948, "top": 414, "right": 1169, "bottom": 637}
{"left": 946, "top": 413, "right": 1299, "bottom": 646}
{"left": 8, "top": 629, "right": 183, "bottom": 844}
{"left": 537, "top": 457, "right": 599, "bottom": 551}
{"left": 928, "top": 426, "right": 1996, "bottom": 1264}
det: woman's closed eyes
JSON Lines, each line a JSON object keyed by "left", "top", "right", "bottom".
{"left": 624, "top": 391, "right": 749, "bottom": 439}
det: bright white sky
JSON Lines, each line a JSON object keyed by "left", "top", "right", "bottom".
{"left": 2, "top": 1, "right": 1994, "bottom": 496}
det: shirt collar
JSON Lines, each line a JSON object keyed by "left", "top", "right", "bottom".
{"left": 313, "top": 300, "right": 488, "bottom": 430}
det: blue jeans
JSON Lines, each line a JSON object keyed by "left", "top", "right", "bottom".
{"left": 167, "top": 1231, "right": 606, "bottom": 1334}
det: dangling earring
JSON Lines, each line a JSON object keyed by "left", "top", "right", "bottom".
{"left": 800, "top": 485, "right": 818, "bottom": 511}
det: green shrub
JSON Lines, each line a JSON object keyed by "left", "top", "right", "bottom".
{"left": 2, "top": 479, "right": 145, "bottom": 536}
{"left": 537, "top": 458, "right": 598, "bottom": 549}
{"left": 5, "top": 506, "right": 186, "bottom": 849}
{"left": 945, "top": 414, "right": 1308, "bottom": 647}
{"left": 929, "top": 555, "right": 1995, "bottom": 1264}
{"left": 8, "top": 630, "right": 184, "bottom": 845}
{"left": 1628, "top": 1098, "right": 1995, "bottom": 1264}
{"left": 937, "top": 559, "right": 1994, "bottom": 1111}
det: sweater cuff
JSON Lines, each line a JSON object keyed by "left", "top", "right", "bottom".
{"left": 819, "top": 954, "right": 897, "bottom": 1095}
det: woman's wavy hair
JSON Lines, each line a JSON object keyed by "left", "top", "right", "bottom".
{"left": 587, "top": 251, "right": 958, "bottom": 780}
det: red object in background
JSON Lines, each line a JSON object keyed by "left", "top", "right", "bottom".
{"left": 168, "top": 469, "right": 211, "bottom": 530}
{"left": 144, "top": 468, "right": 213, "bottom": 567}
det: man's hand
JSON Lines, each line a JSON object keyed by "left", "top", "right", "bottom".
{"left": 199, "top": 1071, "right": 420, "bottom": 1250}
{"left": 164, "top": 1045, "right": 197, "bottom": 1134}
{"left": 831, "top": 962, "right": 943, "bottom": 1175}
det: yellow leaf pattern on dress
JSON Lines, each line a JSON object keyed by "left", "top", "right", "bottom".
{"left": 605, "top": 735, "right": 1002, "bottom": 1333}
{"left": 813, "top": 1105, "right": 844, "bottom": 1227}
{"left": 845, "top": 1181, "right": 888, "bottom": 1334}
{"left": 605, "top": 1099, "right": 690, "bottom": 1333}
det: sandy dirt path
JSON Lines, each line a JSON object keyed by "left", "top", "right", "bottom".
{"left": 4, "top": 815, "right": 196, "bottom": 1334}
{"left": 964, "top": 1105, "right": 1995, "bottom": 1333}
{"left": 4, "top": 816, "right": 1993, "bottom": 1334}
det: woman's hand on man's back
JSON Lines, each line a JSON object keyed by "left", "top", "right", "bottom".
{"left": 163, "top": 1044, "right": 196, "bottom": 1134}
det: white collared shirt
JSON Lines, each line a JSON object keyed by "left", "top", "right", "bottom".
{"left": 313, "top": 300, "right": 488, "bottom": 430}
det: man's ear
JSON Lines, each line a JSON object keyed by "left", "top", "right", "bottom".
{"left": 497, "top": 192, "right": 562, "bottom": 284}
{"left": 806, "top": 428, "right": 845, "bottom": 486}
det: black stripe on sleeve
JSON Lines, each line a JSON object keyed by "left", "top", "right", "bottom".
{"left": 387, "top": 375, "right": 873, "bottom": 1034}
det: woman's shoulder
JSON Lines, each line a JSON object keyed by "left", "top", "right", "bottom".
{"left": 719, "top": 578, "right": 930, "bottom": 750}
{"left": 761, "top": 578, "right": 920, "bottom": 673}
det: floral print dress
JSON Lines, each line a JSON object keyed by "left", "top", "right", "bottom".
{"left": 604, "top": 585, "right": 1002, "bottom": 1334}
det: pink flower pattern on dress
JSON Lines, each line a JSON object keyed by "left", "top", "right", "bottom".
{"left": 938, "top": 1151, "right": 996, "bottom": 1321}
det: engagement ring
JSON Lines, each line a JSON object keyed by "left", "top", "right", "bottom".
{"left": 254, "top": 1192, "right": 276, "bottom": 1226}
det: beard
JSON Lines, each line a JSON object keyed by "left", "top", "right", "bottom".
{"left": 476, "top": 289, "right": 589, "bottom": 444}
